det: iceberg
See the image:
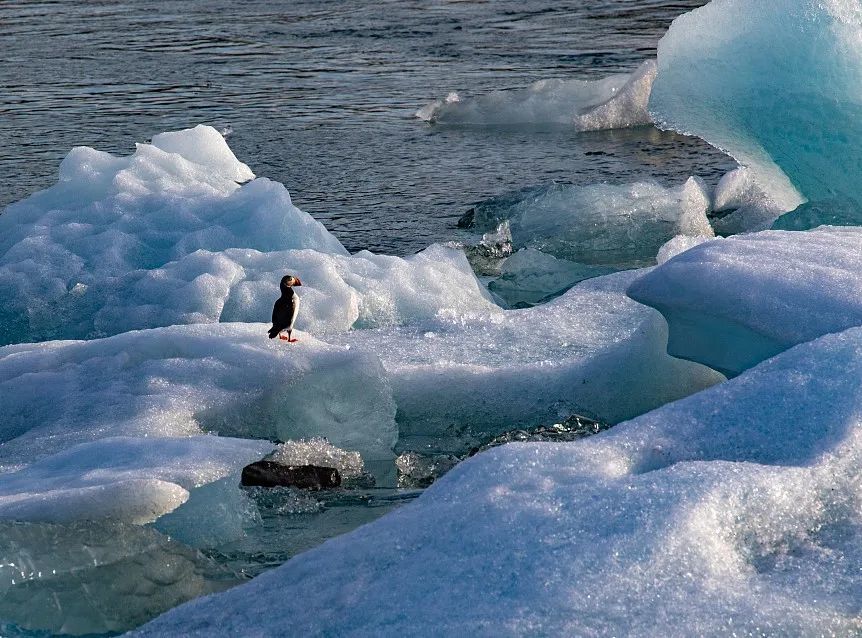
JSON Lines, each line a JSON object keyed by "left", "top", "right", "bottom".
{"left": 467, "top": 177, "right": 713, "bottom": 267}
{"left": 649, "top": 0, "right": 860, "bottom": 209}
{"left": 130, "top": 326, "right": 862, "bottom": 637}
{"left": 417, "top": 60, "right": 657, "bottom": 131}
{"left": 627, "top": 226, "right": 862, "bottom": 376}
{"left": 0, "top": 127, "right": 496, "bottom": 345}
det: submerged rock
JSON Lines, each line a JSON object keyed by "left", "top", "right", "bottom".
{"left": 396, "top": 413, "right": 610, "bottom": 488}
{"left": 240, "top": 461, "right": 341, "bottom": 490}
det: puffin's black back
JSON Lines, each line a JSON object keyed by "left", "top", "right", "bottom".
{"left": 268, "top": 288, "right": 297, "bottom": 338}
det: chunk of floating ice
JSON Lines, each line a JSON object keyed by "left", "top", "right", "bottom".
{"left": 418, "top": 60, "right": 656, "bottom": 131}
{"left": 469, "top": 177, "right": 713, "bottom": 267}
{"left": 770, "top": 198, "right": 862, "bottom": 231}
{"left": 331, "top": 270, "right": 723, "bottom": 444}
{"left": 628, "top": 226, "right": 862, "bottom": 377}
{"left": 268, "top": 438, "right": 365, "bottom": 479}
{"left": 0, "top": 520, "right": 234, "bottom": 636}
{"left": 0, "top": 323, "right": 398, "bottom": 528}
{"left": 488, "top": 248, "right": 616, "bottom": 307}
{"left": 710, "top": 167, "right": 790, "bottom": 235}
{"left": 129, "top": 326, "right": 862, "bottom": 637}
{"left": 648, "top": 0, "right": 862, "bottom": 209}
{"left": 0, "top": 127, "right": 494, "bottom": 345}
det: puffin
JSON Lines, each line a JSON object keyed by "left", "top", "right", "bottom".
{"left": 268, "top": 274, "right": 302, "bottom": 342}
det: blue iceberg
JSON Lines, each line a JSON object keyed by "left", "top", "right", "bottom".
{"left": 649, "top": 0, "right": 862, "bottom": 209}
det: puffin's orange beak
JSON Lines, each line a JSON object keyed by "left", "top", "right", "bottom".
{"left": 294, "top": 277, "right": 302, "bottom": 286}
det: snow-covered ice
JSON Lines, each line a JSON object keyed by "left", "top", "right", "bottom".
{"left": 418, "top": 60, "right": 657, "bottom": 131}
{"left": 628, "top": 226, "right": 862, "bottom": 376}
{"left": 129, "top": 324, "right": 862, "bottom": 637}
{"left": 468, "top": 177, "right": 713, "bottom": 267}
{"left": 655, "top": 234, "right": 714, "bottom": 265}
{"left": 0, "top": 323, "right": 398, "bottom": 533}
{"left": 0, "top": 126, "right": 495, "bottom": 345}
{"left": 332, "top": 270, "right": 723, "bottom": 446}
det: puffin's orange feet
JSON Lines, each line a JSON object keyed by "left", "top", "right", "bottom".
{"left": 279, "top": 334, "right": 289, "bottom": 340}
{"left": 288, "top": 338, "right": 299, "bottom": 343}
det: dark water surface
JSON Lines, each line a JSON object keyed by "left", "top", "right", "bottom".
{"left": 0, "top": 0, "right": 732, "bottom": 254}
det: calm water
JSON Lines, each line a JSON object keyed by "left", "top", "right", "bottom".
{"left": 0, "top": 0, "right": 733, "bottom": 255}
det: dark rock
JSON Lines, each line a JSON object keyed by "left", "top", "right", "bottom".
{"left": 240, "top": 461, "right": 341, "bottom": 490}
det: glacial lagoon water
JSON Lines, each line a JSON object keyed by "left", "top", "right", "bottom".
{"left": 1, "top": 0, "right": 729, "bottom": 256}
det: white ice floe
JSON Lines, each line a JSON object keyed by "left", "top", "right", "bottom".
{"left": 130, "top": 326, "right": 862, "bottom": 637}
{"left": 0, "top": 268, "right": 723, "bottom": 531}
{"left": 331, "top": 270, "right": 723, "bottom": 444}
{"left": 628, "top": 226, "right": 862, "bottom": 376}
{"left": 470, "top": 177, "right": 713, "bottom": 267}
{"left": 0, "top": 323, "right": 397, "bottom": 530}
{"left": 418, "top": 59, "right": 656, "bottom": 131}
{"left": 0, "top": 126, "right": 495, "bottom": 345}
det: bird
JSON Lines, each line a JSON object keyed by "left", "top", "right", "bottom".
{"left": 268, "top": 274, "right": 302, "bottom": 342}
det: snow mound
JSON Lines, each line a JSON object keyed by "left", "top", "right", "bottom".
{"left": 648, "top": 0, "right": 862, "bottom": 210}
{"left": 418, "top": 60, "right": 656, "bottom": 131}
{"left": 470, "top": 177, "right": 713, "bottom": 267}
{"left": 0, "top": 323, "right": 397, "bottom": 528}
{"left": 628, "top": 226, "right": 862, "bottom": 376}
{"left": 331, "top": 270, "right": 724, "bottom": 447}
{"left": 130, "top": 326, "right": 862, "bottom": 637}
{"left": 0, "top": 127, "right": 495, "bottom": 345}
